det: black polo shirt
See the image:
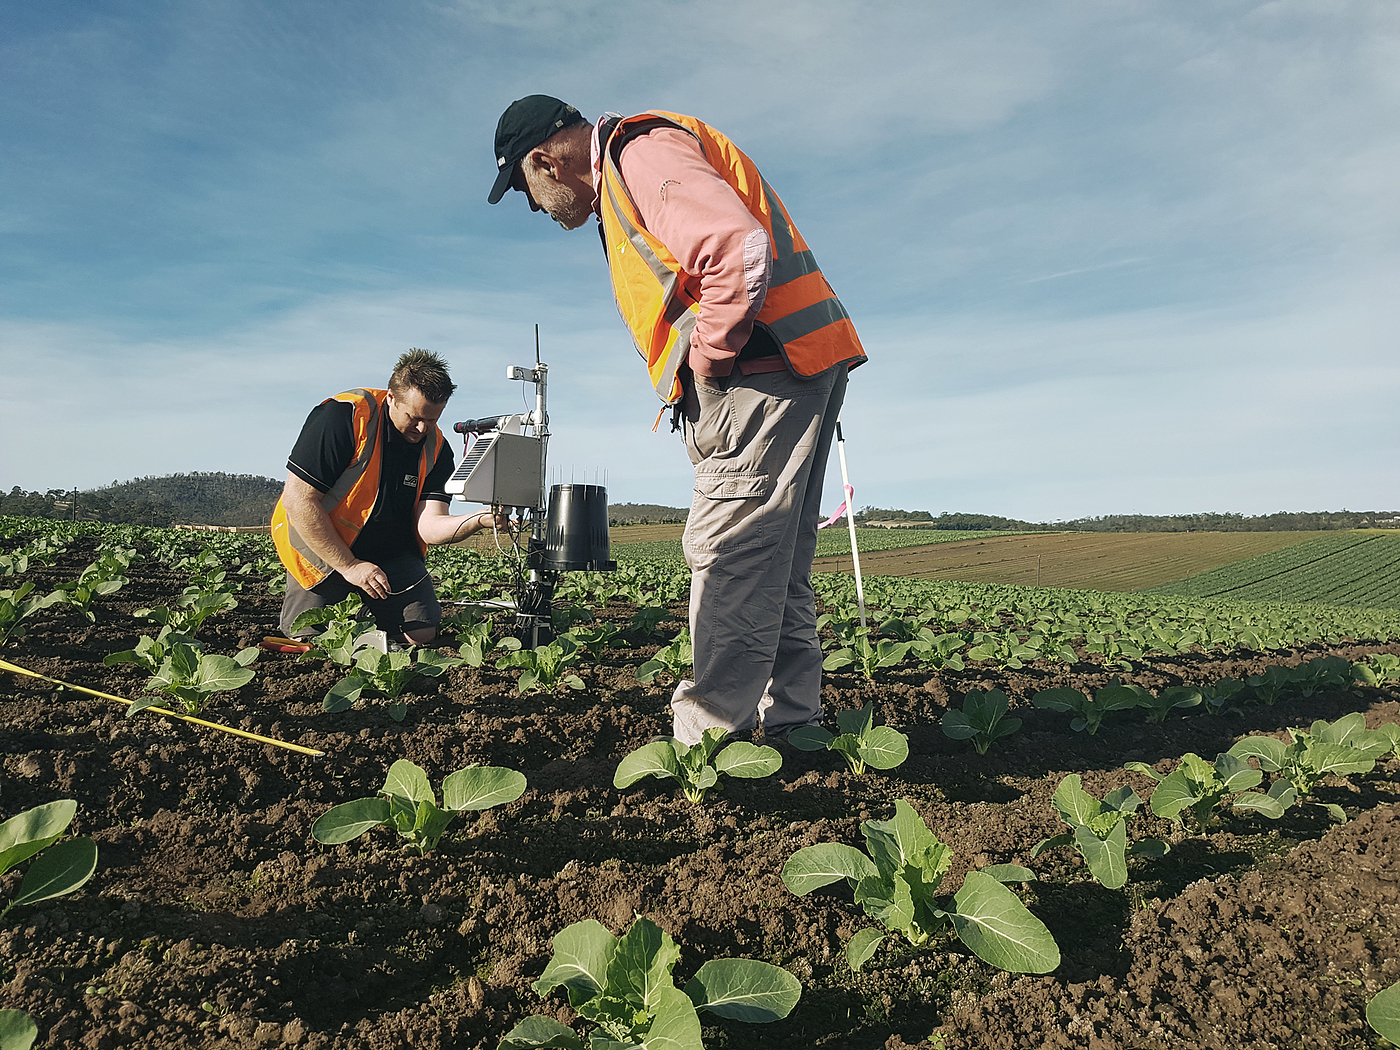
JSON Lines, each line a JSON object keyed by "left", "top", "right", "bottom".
{"left": 286, "top": 400, "right": 455, "bottom": 563}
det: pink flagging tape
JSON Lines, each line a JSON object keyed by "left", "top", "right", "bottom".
{"left": 818, "top": 484, "right": 854, "bottom": 530}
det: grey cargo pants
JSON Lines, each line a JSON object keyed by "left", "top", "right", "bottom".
{"left": 670, "top": 364, "right": 848, "bottom": 745}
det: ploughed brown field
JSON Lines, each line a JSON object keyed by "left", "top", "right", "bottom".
{"left": 812, "top": 531, "right": 1337, "bottom": 591}
{"left": 1, "top": 535, "right": 1398, "bottom": 1049}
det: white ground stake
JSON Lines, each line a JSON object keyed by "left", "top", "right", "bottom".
{"left": 835, "top": 418, "right": 867, "bottom": 628}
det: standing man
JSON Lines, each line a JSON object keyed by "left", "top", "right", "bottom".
{"left": 271, "top": 349, "right": 503, "bottom": 644}
{"left": 488, "top": 96, "right": 867, "bottom": 745}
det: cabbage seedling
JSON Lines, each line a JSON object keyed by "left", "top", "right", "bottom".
{"left": 0, "top": 800, "right": 98, "bottom": 919}
{"left": 499, "top": 915, "right": 799, "bottom": 1050}
{"left": 0, "top": 1009, "right": 37, "bottom": 1050}
{"left": 1228, "top": 713, "right": 1386, "bottom": 822}
{"left": 1030, "top": 775, "right": 1166, "bottom": 889}
{"left": 941, "top": 688, "right": 1021, "bottom": 755}
{"left": 129, "top": 641, "right": 258, "bottom": 716}
{"left": 1125, "top": 752, "right": 1292, "bottom": 827}
{"left": 627, "top": 605, "right": 670, "bottom": 640}
{"left": 0, "top": 583, "right": 64, "bottom": 646}
{"left": 54, "top": 559, "right": 128, "bottom": 623}
{"left": 1200, "top": 677, "right": 1247, "bottom": 715}
{"left": 823, "top": 629, "right": 913, "bottom": 678}
{"left": 496, "top": 638, "right": 583, "bottom": 693}
{"left": 783, "top": 799, "right": 1060, "bottom": 974}
{"left": 561, "top": 622, "right": 624, "bottom": 660}
{"left": 311, "top": 759, "right": 526, "bottom": 853}
{"left": 788, "top": 702, "right": 909, "bottom": 774}
{"left": 448, "top": 613, "right": 495, "bottom": 667}
{"left": 1136, "top": 684, "right": 1202, "bottom": 724}
{"left": 291, "top": 594, "right": 370, "bottom": 665}
{"left": 135, "top": 589, "right": 237, "bottom": 638}
{"left": 613, "top": 727, "right": 781, "bottom": 804}
{"left": 1353, "top": 653, "right": 1400, "bottom": 687}
{"left": 1368, "top": 978, "right": 1400, "bottom": 1045}
{"left": 104, "top": 627, "right": 200, "bottom": 674}
{"left": 635, "top": 627, "right": 691, "bottom": 684}
{"left": 323, "top": 648, "right": 464, "bottom": 720}
{"left": 908, "top": 629, "right": 967, "bottom": 672}
{"left": 1031, "top": 681, "right": 1143, "bottom": 735}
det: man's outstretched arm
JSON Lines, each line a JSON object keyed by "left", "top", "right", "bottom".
{"left": 415, "top": 499, "right": 510, "bottom": 546}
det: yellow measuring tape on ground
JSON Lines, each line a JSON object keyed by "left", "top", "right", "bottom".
{"left": 0, "top": 656, "right": 325, "bottom": 757}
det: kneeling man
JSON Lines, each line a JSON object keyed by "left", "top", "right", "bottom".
{"left": 271, "top": 348, "right": 501, "bottom": 643}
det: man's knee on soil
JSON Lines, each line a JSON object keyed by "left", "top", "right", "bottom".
{"left": 403, "top": 624, "right": 438, "bottom": 645}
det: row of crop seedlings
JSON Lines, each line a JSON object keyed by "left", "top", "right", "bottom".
{"left": 6, "top": 698, "right": 1400, "bottom": 1047}
{"left": 6, "top": 517, "right": 1400, "bottom": 1046}
{"left": 1147, "top": 531, "right": 1400, "bottom": 604}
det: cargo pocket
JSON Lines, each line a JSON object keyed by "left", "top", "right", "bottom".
{"left": 685, "top": 471, "right": 773, "bottom": 555}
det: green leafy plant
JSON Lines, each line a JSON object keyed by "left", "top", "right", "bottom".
{"left": 1200, "top": 677, "right": 1247, "bottom": 715}
{"left": 1227, "top": 713, "right": 1387, "bottom": 822}
{"left": 1353, "top": 653, "right": 1400, "bottom": 688}
{"left": 53, "top": 557, "right": 129, "bottom": 623}
{"left": 496, "top": 637, "right": 584, "bottom": 693}
{"left": 291, "top": 594, "right": 372, "bottom": 665}
{"left": 1246, "top": 664, "right": 1293, "bottom": 705}
{"left": 966, "top": 630, "right": 1041, "bottom": 671}
{"left": 635, "top": 627, "right": 691, "bottom": 685}
{"left": 0, "top": 583, "right": 64, "bottom": 646}
{"left": 0, "top": 1009, "right": 37, "bottom": 1050}
{"left": 562, "top": 622, "right": 625, "bottom": 660}
{"left": 907, "top": 629, "right": 967, "bottom": 671}
{"left": 311, "top": 759, "right": 526, "bottom": 853}
{"left": 782, "top": 799, "right": 1060, "bottom": 974}
{"left": 104, "top": 627, "right": 200, "bottom": 674}
{"left": 1029, "top": 775, "right": 1166, "bottom": 889}
{"left": 499, "top": 915, "right": 800, "bottom": 1050}
{"left": 1136, "top": 684, "right": 1202, "bottom": 724}
{"left": 822, "top": 628, "right": 913, "bottom": 678}
{"left": 1368, "top": 977, "right": 1400, "bottom": 1046}
{"left": 449, "top": 613, "right": 496, "bottom": 667}
{"left": 135, "top": 589, "right": 238, "bottom": 638}
{"left": 613, "top": 728, "right": 782, "bottom": 804}
{"left": 941, "top": 688, "right": 1021, "bottom": 755}
{"left": 627, "top": 605, "right": 670, "bottom": 639}
{"left": 788, "top": 703, "right": 909, "bottom": 774}
{"left": 1031, "top": 681, "right": 1143, "bottom": 735}
{"left": 0, "top": 800, "right": 98, "bottom": 919}
{"left": 1288, "top": 655, "right": 1351, "bottom": 697}
{"left": 1125, "top": 752, "right": 1292, "bottom": 828}
{"left": 323, "top": 648, "right": 464, "bottom": 720}
{"left": 129, "top": 641, "right": 258, "bottom": 716}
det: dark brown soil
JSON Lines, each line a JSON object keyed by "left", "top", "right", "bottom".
{"left": 2, "top": 539, "right": 1399, "bottom": 1049}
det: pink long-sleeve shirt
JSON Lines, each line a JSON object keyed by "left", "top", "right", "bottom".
{"left": 591, "top": 118, "right": 774, "bottom": 379}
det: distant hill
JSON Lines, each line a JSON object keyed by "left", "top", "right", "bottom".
{"left": 1, "top": 473, "right": 283, "bottom": 527}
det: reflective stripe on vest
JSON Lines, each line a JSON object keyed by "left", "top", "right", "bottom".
{"left": 598, "top": 111, "right": 866, "bottom": 403}
{"left": 271, "top": 388, "right": 443, "bottom": 589}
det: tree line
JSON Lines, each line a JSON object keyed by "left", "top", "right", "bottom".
{"left": 1, "top": 473, "right": 283, "bottom": 527}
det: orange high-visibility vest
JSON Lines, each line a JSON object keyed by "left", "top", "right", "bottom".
{"left": 271, "top": 388, "right": 445, "bottom": 588}
{"left": 598, "top": 111, "right": 867, "bottom": 404}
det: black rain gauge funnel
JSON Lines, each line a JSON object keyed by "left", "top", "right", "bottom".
{"left": 545, "top": 484, "right": 616, "bottom": 571}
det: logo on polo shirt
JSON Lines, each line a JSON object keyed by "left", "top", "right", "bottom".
{"left": 403, "top": 474, "right": 418, "bottom": 488}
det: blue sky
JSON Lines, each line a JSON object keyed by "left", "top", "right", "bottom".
{"left": 3, "top": 0, "right": 1397, "bottom": 521}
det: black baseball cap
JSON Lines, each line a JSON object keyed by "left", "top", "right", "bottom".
{"left": 488, "top": 95, "right": 586, "bottom": 205}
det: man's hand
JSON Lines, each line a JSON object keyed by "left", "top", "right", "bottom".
{"left": 340, "top": 559, "right": 390, "bottom": 600}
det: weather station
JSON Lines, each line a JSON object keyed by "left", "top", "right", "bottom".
{"left": 445, "top": 328, "right": 615, "bottom": 646}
